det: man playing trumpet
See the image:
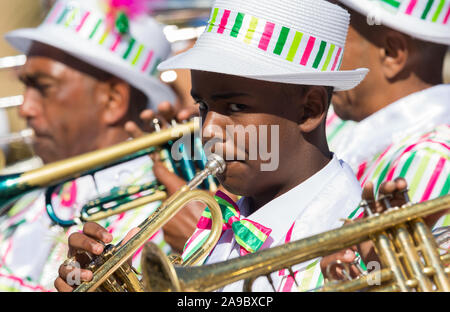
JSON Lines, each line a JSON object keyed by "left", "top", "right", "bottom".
{"left": 0, "top": 0, "right": 202, "bottom": 292}
{"left": 321, "top": 0, "right": 450, "bottom": 280}
{"left": 55, "top": 0, "right": 371, "bottom": 292}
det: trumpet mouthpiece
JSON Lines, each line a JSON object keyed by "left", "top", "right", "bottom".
{"left": 187, "top": 154, "right": 226, "bottom": 190}
{"left": 206, "top": 154, "right": 226, "bottom": 175}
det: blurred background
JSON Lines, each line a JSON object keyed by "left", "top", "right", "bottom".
{"left": 0, "top": 0, "right": 214, "bottom": 173}
{"left": 0, "top": 0, "right": 449, "bottom": 174}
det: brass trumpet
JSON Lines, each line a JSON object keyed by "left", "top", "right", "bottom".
{"left": 73, "top": 154, "right": 226, "bottom": 292}
{"left": 0, "top": 121, "right": 198, "bottom": 217}
{"left": 140, "top": 194, "right": 449, "bottom": 292}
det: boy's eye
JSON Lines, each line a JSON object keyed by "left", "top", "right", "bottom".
{"left": 229, "top": 103, "right": 247, "bottom": 112}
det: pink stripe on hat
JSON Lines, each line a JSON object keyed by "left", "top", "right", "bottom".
{"left": 444, "top": 5, "right": 450, "bottom": 24}
{"left": 218, "top": 10, "right": 231, "bottom": 34}
{"left": 258, "top": 21, "right": 275, "bottom": 51}
{"left": 46, "top": 1, "right": 64, "bottom": 24}
{"left": 141, "top": 50, "right": 154, "bottom": 72}
{"left": 331, "top": 47, "right": 342, "bottom": 71}
{"left": 76, "top": 11, "right": 91, "bottom": 32}
{"left": 300, "top": 36, "right": 316, "bottom": 66}
{"left": 405, "top": 0, "right": 418, "bottom": 15}
{"left": 110, "top": 33, "right": 122, "bottom": 51}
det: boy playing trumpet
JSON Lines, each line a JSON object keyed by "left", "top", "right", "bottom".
{"left": 55, "top": 0, "right": 369, "bottom": 292}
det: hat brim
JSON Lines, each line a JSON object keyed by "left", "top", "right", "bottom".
{"left": 339, "top": 0, "right": 450, "bottom": 46}
{"left": 5, "top": 26, "right": 176, "bottom": 110}
{"left": 159, "top": 33, "right": 368, "bottom": 91}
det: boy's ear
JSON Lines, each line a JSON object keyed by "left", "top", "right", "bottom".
{"left": 98, "top": 78, "right": 131, "bottom": 126}
{"left": 298, "top": 86, "right": 328, "bottom": 133}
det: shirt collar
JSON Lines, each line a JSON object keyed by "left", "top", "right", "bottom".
{"left": 237, "top": 153, "right": 344, "bottom": 247}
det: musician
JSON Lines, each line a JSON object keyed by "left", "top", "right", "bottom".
{"left": 55, "top": 0, "right": 372, "bottom": 292}
{"left": 0, "top": 0, "right": 202, "bottom": 292}
{"left": 320, "top": 0, "right": 450, "bottom": 279}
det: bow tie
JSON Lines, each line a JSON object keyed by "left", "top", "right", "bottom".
{"left": 197, "top": 190, "right": 272, "bottom": 256}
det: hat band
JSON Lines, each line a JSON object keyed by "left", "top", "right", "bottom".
{"left": 205, "top": 7, "right": 345, "bottom": 72}
{"left": 374, "top": 0, "right": 450, "bottom": 24}
{"left": 43, "top": 0, "right": 162, "bottom": 77}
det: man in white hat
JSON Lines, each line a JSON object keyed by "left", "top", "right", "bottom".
{"left": 0, "top": 0, "right": 198, "bottom": 292}
{"left": 55, "top": 0, "right": 369, "bottom": 292}
{"left": 319, "top": 0, "right": 450, "bottom": 280}
{"left": 328, "top": 0, "right": 449, "bottom": 226}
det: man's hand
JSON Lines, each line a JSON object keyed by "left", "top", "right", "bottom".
{"left": 124, "top": 101, "right": 199, "bottom": 138}
{"left": 54, "top": 223, "right": 139, "bottom": 292}
{"left": 54, "top": 222, "right": 112, "bottom": 292}
{"left": 320, "top": 178, "right": 409, "bottom": 282}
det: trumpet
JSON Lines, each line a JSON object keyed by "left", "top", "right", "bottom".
{"left": 44, "top": 120, "right": 218, "bottom": 227}
{"left": 73, "top": 154, "right": 226, "bottom": 292}
{"left": 0, "top": 121, "right": 198, "bottom": 216}
{"left": 0, "top": 128, "right": 35, "bottom": 146}
{"left": 140, "top": 193, "right": 450, "bottom": 292}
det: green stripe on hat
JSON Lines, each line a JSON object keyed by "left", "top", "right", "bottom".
{"left": 422, "top": 0, "right": 435, "bottom": 19}
{"left": 89, "top": 19, "right": 103, "bottom": 39}
{"left": 231, "top": 13, "right": 245, "bottom": 38}
{"left": 273, "top": 27, "right": 290, "bottom": 55}
{"left": 123, "top": 38, "right": 136, "bottom": 60}
{"left": 381, "top": 0, "right": 401, "bottom": 8}
{"left": 150, "top": 58, "right": 162, "bottom": 76}
{"left": 313, "top": 41, "right": 327, "bottom": 69}
{"left": 56, "top": 7, "right": 70, "bottom": 24}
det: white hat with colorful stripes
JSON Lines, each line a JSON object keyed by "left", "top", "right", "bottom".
{"left": 158, "top": 0, "right": 369, "bottom": 91}
{"left": 4, "top": 0, "right": 176, "bottom": 109}
{"left": 339, "top": 0, "right": 450, "bottom": 45}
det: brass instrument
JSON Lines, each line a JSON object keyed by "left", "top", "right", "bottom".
{"left": 0, "top": 121, "right": 197, "bottom": 215}
{"left": 140, "top": 193, "right": 450, "bottom": 292}
{"left": 73, "top": 154, "right": 226, "bottom": 292}
{"left": 0, "top": 128, "right": 34, "bottom": 145}
{"left": 43, "top": 120, "right": 218, "bottom": 227}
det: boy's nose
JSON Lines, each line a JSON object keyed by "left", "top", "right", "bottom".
{"left": 201, "top": 111, "right": 228, "bottom": 145}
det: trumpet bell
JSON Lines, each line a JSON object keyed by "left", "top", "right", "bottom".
{"left": 140, "top": 194, "right": 450, "bottom": 292}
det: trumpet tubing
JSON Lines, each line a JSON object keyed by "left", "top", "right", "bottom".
{"left": 140, "top": 194, "right": 450, "bottom": 292}
{"left": 0, "top": 121, "right": 197, "bottom": 213}
{"left": 73, "top": 154, "right": 226, "bottom": 292}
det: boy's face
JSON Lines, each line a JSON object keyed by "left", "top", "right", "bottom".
{"left": 190, "top": 70, "right": 304, "bottom": 197}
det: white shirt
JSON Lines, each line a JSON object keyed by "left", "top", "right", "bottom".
{"left": 0, "top": 155, "right": 167, "bottom": 291}
{"left": 204, "top": 154, "right": 362, "bottom": 292}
